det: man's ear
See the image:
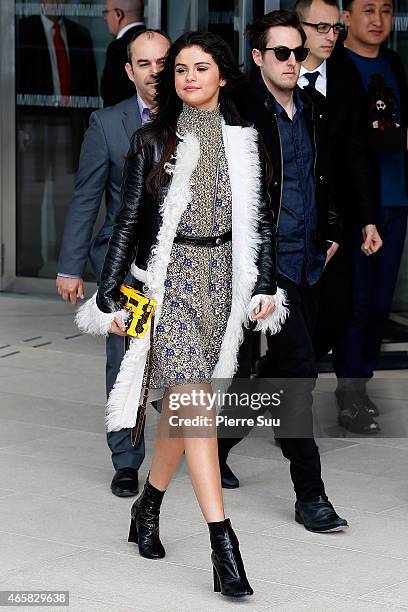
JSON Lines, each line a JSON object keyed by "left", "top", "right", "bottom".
{"left": 125, "top": 62, "right": 135, "bottom": 84}
{"left": 343, "top": 10, "right": 351, "bottom": 27}
{"left": 252, "top": 48, "right": 263, "bottom": 67}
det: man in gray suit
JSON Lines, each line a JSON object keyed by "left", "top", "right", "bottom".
{"left": 56, "top": 29, "right": 170, "bottom": 497}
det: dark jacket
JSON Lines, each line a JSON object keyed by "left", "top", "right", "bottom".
{"left": 303, "top": 50, "right": 379, "bottom": 227}
{"left": 16, "top": 15, "right": 99, "bottom": 170}
{"left": 58, "top": 96, "right": 142, "bottom": 280}
{"left": 331, "top": 42, "right": 408, "bottom": 204}
{"left": 96, "top": 125, "right": 276, "bottom": 314}
{"left": 16, "top": 15, "right": 98, "bottom": 100}
{"left": 101, "top": 24, "right": 145, "bottom": 107}
{"left": 240, "top": 77, "right": 342, "bottom": 250}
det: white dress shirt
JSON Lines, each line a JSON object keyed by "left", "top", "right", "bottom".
{"left": 298, "top": 60, "right": 327, "bottom": 97}
{"left": 116, "top": 22, "right": 144, "bottom": 40}
{"left": 40, "top": 15, "right": 69, "bottom": 96}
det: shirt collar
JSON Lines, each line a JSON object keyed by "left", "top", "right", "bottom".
{"left": 300, "top": 59, "right": 327, "bottom": 80}
{"left": 116, "top": 22, "right": 144, "bottom": 40}
{"left": 40, "top": 15, "right": 63, "bottom": 33}
{"left": 274, "top": 87, "right": 303, "bottom": 119}
{"left": 137, "top": 94, "right": 152, "bottom": 122}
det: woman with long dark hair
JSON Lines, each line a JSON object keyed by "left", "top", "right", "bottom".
{"left": 77, "top": 31, "right": 287, "bottom": 597}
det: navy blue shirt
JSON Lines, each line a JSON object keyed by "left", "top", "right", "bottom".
{"left": 346, "top": 48, "right": 408, "bottom": 207}
{"left": 275, "top": 92, "right": 325, "bottom": 286}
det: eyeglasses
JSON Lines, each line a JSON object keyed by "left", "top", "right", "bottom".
{"left": 302, "top": 22, "right": 344, "bottom": 34}
{"left": 264, "top": 46, "right": 310, "bottom": 62}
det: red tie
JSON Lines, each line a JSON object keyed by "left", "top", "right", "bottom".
{"left": 53, "top": 22, "right": 70, "bottom": 97}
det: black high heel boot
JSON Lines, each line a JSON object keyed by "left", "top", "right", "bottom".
{"left": 208, "top": 518, "right": 253, "bottom": 597}
{"left": 128, "top": 477, "right": 166, "bottom": 559}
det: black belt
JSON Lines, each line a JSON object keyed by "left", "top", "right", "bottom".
{"left": 174, "top": 229, "right": 232, "bottom": 247}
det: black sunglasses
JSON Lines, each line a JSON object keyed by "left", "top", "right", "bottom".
{"left": 302, "top": 21, "right": 344, "bottom": 34}
{"left": 264, "top": 46, "right": 310, "bottom": 62}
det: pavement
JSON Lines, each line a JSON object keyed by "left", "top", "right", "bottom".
{"left": 0, "top": 292, "right": 408, "bottom": 612}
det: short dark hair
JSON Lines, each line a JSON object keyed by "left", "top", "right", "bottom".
{"left": 246, "top": 10, "right": 306, "bottom": 51}
{"left": 127, "top": 29, "right": 171, "bottom": 62}
{"left": 295, "top": 0, "right": 339, "bottom": 20}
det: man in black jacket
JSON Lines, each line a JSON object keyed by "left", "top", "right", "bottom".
{"left": 218, "top": 11, "right": 348, "bottom": 533}
{"left": 295, "top": 0, "right": 383, "bottom": 434}
{"left": 330, "top": 0, "right": 408, "bottom": 427}
{"left": 101, "top": 0, "right": 145, "bottom": 107}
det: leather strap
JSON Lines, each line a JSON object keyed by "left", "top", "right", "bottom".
{"left": 130, "top": 312, "right": 155, "bottom": 448}
{"left": 173, "top": 228, "right": 231, "bottom": 247}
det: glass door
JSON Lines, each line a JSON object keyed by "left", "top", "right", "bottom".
{"left": 162, "top": 0, "right": 240, "bottom": 63}
{"left": 15, "top": 1, "right": 110, "bottom": 280}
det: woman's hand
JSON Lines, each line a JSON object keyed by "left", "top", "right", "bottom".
{"left": 109, "top": 315, "right": 128, "bottom": 337}
{"left": 252, "top": 295, "right": 275, "bottom": 320}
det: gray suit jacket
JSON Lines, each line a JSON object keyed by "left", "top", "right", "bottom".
{"left": 58, "top": 95, "right": 141, "bottom": 280}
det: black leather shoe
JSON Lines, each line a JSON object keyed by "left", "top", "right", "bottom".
{"left": 219, "top": 459, "right": 240, "bottom": 489}
{"left": 110, "top": 468, "right": 139, "bottom": 497}
{"left": 336, "top": 390, "right": 380, "bottom": 434}
{"left": 209, "top": 518, "right": 253, "bottom": 597}
{"left": 361, "top": 392, "right": 380, "bottom": 417}
{"left": 295, "top": 496, "right": 349, "bottom": 532}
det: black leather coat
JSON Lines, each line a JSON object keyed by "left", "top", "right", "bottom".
{"left": 96, "top": 125, "right": 277, "bottom": 314}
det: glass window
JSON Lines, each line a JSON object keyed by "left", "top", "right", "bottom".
{"left": 15, "top": 0, "right": 109, "bottom": 278}
{"left": 162, "top": 0, "right": 238, "bottom": 61}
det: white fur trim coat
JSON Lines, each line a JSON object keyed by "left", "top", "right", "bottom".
{"left": 76, "top": 124, "right": 288, "bottom": 431}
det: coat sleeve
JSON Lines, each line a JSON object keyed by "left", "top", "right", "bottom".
{"left": 252, "top": 146, "right": 277, "bottom": 297}
{"left": 347, "top": 82, "right": 379, "bottom": 227}
{"left": 57, "top": 111, "right": 109, "bottom": 276}
{"left": 249, "top": 143, "right": 289, "bottom": 335}
{"left": 75, "top": 131, "right": 149, "bottom": 336}
{"left": 96, "top": 131, "right": 148, "bottom": 313}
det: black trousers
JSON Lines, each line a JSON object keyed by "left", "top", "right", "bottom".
{"left": 218, "top": 275, "right": 326, "bottom": 502}
{"left": 105, "top": 334, "right": 145, "bottom": 471}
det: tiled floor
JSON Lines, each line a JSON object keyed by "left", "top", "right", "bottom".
{"left": 0, "top": 293, "right": 407, "bottom": 611}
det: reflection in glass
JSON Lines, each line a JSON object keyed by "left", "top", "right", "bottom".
{"left": 15, "top": 0, "right": 104, "bottom": 278}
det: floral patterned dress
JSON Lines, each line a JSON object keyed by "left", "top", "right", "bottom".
{"left": 150, "top": 104, "right": 232, "bottom": 388}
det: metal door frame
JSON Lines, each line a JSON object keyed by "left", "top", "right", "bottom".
{"left": 0, "top": 0, "right": 17, "bottom": 292}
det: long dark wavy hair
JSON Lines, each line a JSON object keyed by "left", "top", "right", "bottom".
{"left": 142, "top": 31, "right": 251, "bottom": 193}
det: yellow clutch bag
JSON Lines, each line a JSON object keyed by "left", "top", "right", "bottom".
{"left": 118, "top": 285, "right": 156, "bottom": 338}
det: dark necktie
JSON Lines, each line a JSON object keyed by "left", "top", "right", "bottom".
{"left": 53, "top": 22, "right": 71, "bottom": 96}
{"left": 304, "top": 71, "right": 319, "bottom": 89}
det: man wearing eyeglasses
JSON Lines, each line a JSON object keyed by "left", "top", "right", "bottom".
{"left": 295, "top": 0, "right": 383, "bottom": 434}
{"left": 297, "top": 0, "right": 343, "bottom": 95}
{"left": 101, "top": 0, "right": 145, "bottom": 107}
{"left": 218, "top": 10, "right": 348, "bottom": 533}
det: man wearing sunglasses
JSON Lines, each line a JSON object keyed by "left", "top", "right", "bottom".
{"left": 218, "top": 10, "right": 348, "bottom": 533}
{"left": 295, "top": 0, "right": 383, "bottom": 434}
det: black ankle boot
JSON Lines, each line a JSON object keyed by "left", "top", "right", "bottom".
{"left": 208, "top": 518, "right": 253, "bottom": 597}
{"left": 128, "top": 477, "right": 166, "bottom": 559}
